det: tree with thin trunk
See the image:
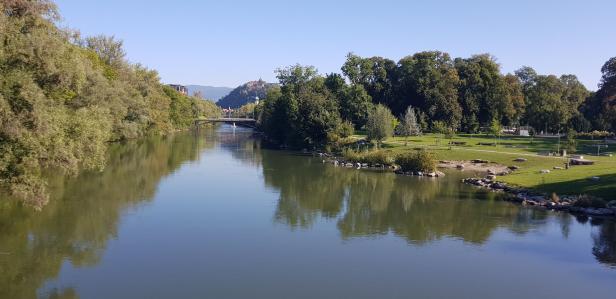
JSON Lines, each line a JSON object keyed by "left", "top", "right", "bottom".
{"left": 397, "top": 106, "right": 422, "bottom": 145}
{"left": 366, "top": 104, "right": 395, "bottom": 148}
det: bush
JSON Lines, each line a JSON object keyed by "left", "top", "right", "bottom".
{"left": 338, "top": 120, "right": 355, "bottom": 138}
{"left": 395, "top": 150, "right": 436, "bottom": 172}
{"left": 577, "top": 131, "right": 614, "bottom": 140}
{"left": 341, "top": 149, "right": 395, "bottom": 166}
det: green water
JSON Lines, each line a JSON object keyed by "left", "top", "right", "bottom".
{"left": 1, "top": 125, "right": 615, "bottom": 299}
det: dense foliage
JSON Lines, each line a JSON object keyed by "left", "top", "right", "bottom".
{"left": 258, "top": 50, "right": 614, "bottom": 149}
{"left": 0, "top": 0, "right": 220, "bottom": 206}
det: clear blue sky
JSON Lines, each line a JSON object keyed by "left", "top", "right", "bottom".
{"left": 55, "top": 0, "right": 614, "bottom": 90}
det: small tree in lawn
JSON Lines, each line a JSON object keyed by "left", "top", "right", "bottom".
{"left": 366, "top": 104, "right": 395, "bottom": 148}
{"left": 489, "top": 118, "right": 502, "bottom": 147}
{"left": 432, "top": 121, "right": 448, "bottom": 145}
{"left": 566, "top": 128, "right": 577, "bottom": 154}
{"left": 397, "top": 106, "right": 422, "bottom": 146}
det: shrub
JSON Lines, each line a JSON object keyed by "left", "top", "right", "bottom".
{"left": 341, "top": 149, "right": 395, "bottom": 166}
{"left": 395, "top": 150, "right": 436, "bottom": 172}
{"left": 577, "top": 131, "right": 614, "bottom": 140}
{"left": 338, "top": 120, "right": 355, "bottom": 138}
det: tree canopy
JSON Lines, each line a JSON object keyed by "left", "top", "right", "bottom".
{"left": 0, "top": 0, "right": 220, "bottom": 206}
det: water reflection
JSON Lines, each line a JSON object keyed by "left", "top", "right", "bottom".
{"left": 0, "top": 127, "right": 615, "bottom": 299}
{"left": 593, "top": 220, "right": 616, "bottom": 267}
{"left": 0, "top": 131, "right": 214, "bottom": 299}
{"left": 257, "top": 138, "right": 616, "bottom": 262}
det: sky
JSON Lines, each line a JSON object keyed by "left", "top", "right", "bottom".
{"left": 55, "top": 0, "right": 615, "bottom": 90}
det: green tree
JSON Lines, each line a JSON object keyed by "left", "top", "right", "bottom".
{"left": 455, "top": 55, "right": 525, "bottom": 131}
{"left": 259, "top": 65, "right": 342, "bottom": 147}
{"left": 396, "top": 51, "right": 461, "bottom": 129}
{"left": 339, "top": 84, "right": 373, "bottom": 128}
{"left": 396, "top": 106, "right": 422, "bottom": 145}
{"left": 594, "top": 57, "right": 616, "bottom": 131}
{"left": 489, "top": 118, "right": 502, "bottom": 147}
{"left": 366, "top": 104, "right": 395, "bottom": 148}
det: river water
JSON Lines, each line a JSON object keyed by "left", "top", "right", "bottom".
{"left": 1, "top": 125, "right": 615, "bottom": 299}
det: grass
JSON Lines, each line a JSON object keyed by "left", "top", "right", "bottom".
{"left": 352, "top": 133, "right": 616, "bottom": 200}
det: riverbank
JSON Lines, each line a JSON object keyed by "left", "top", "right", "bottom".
{"left": 323, "top": 148, "right": 616, "bottom": 218}
{"left": 350, "top": 133, "right": 616, "bottom": 201}
{"left": 463, "top": 177, "right": 616, "bottom": 218}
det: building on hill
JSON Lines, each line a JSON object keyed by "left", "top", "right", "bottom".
{"left": 168, "top": 84, "right": 188, "bottom": 95}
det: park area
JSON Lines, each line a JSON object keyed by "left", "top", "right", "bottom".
{"left": 353, "top": 133, "right": 616, "bottom": 200}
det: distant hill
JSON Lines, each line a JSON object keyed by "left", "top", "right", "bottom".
{"left": 186, "top": 85, "right": 233, "bottom": 101}
{"left": 217, "top": 80, "right": 277, "bottom": 108}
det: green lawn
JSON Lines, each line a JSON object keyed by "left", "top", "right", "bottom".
{"left": 352, "top": 133, "right": 616, "bottom": 200}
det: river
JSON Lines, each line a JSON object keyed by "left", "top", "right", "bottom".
{"left": 1, "top": 125, "right": 615, "bottom": 299}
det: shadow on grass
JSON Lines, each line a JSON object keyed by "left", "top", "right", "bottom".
{"left": 536, "top": 173, "right": 616, "bottom": 200}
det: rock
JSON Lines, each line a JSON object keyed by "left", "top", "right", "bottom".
{"left": 416, "top": 171, "right": 423, "bottom": 176}
{"left": 486, "top": 175, "right": 496, "bottom": 180}
{"left": 514, "top": 158, "right": 528, "bottom": 162}
{"left": 589, "top": 176, "right": 601, "bottom": 181}
{"left": 427, "top": 172, "right": 437, "bottom": 177}
{"left": 508, "top": 165, "right": 520, "bottom": 170}
{"left": 456, "top": 164, "right": 465, "bottom": 169}
{"left": 607, "top": 200, "right": 616, "bottom": 208}
{"left": 355, "top": 163, "right": 361, "bottom": 168}
{"left": 436, "top": 171, "right": 445, "bottom": 177}
{"left": 361, "top": 163, "right": 368, "bottom": 168}
{"left": 472, "top": 159, "right": 489, "bottom": 164}
{"left": 540, "top": 169, "right": 551, "bottom": 174}
{"left": 553, "top": 166, "right": 564, "bottom": 170}
{"left": 487, "top": 169, "right": 496, "bottom": 175}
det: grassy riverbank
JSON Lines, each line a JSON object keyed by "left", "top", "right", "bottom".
{"left": 351, "top": 133, "right": 616, "bottom": 200}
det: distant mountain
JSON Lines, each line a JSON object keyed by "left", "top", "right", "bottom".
{"left": 217, "top": 80, "right": 277, "bottom": 108}
{"left": 185, "top": 85, "right": 233, "bottom": 101}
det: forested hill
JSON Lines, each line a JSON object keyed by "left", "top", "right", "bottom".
{"left": 0, "top": 0, "right": 220, "bottom": 207}
{"left": 186, "top": 85, "right": 233, "bottom": 101}
{"left": 217, "top": 80, "right": 277, "bottom": 108}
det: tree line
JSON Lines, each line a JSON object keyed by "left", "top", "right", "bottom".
{"left": 257, "top": 51, "right": 616, "bottom": 147}
{"left": 0, "top": 0, "right": 220, "bottom": 206}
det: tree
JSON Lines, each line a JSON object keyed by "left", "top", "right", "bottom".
{"left": 396, "top": 51, "right": 461, "bottom": 129}
{"left": 0, "top": 2, "right": 221, "bottom": 206}
{"left": 366, "top": 104, "right": 395, "bottom": 148}
{"left": 396, "top": 106, "right": 422, "bottom": 145}
{"left": 489, "top": 118, "right": 502, "bottom": 147}
{"left": 594, "top": 57, "right": 616, "bottom": 131}
{"left": 339, "top": 84, "right": 373, "bottom": 128}
{"left": 341, "top": 53, "right": 397, "bottom": 108}
{"left": 566, "top": 128, "right": 577, "bottom": 153}
{"left": 85, "top": 35, "right": 126, "bottom": 68}
{"left": 432, "top": 121, "right": 450, "bottom": 145}
{"left": 259, "top": 65, "right": 342, "bottom": 147}
{"left": 517, "top": 69, "right": 589, "bottom": 133}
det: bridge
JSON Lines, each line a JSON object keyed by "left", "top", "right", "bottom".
{"left": 194, "top": 118, "right": 257, "bottom": 128}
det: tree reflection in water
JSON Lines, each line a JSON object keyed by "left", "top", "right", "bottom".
{"left": 260, "top": 144, "right": 616, "bottom": 260}
{"left": 0, "top": 131, "right": 215, "bottom": 299}
{"left": 0, "top": 128, "right": 615, "bottom": 299}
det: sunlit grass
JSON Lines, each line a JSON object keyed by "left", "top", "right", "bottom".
{"left": 351, "top": 133, "right": 616, "bottom": 199}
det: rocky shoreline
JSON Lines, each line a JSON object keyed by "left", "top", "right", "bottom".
{"left": 463, "top": 177, "right": 616, "bottom": 218}
{"left": 319, "top": 153, "right": 446, "bottom": 177}
{"left": 318, "top": 152, "right": 615, "bottom": 218}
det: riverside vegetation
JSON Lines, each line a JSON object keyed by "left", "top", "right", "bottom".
{"left": 253, "top": 53, "right": 616, "bottom": 206}
{"left": 0, "top": 0, "right": 220, "bottom": 207}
